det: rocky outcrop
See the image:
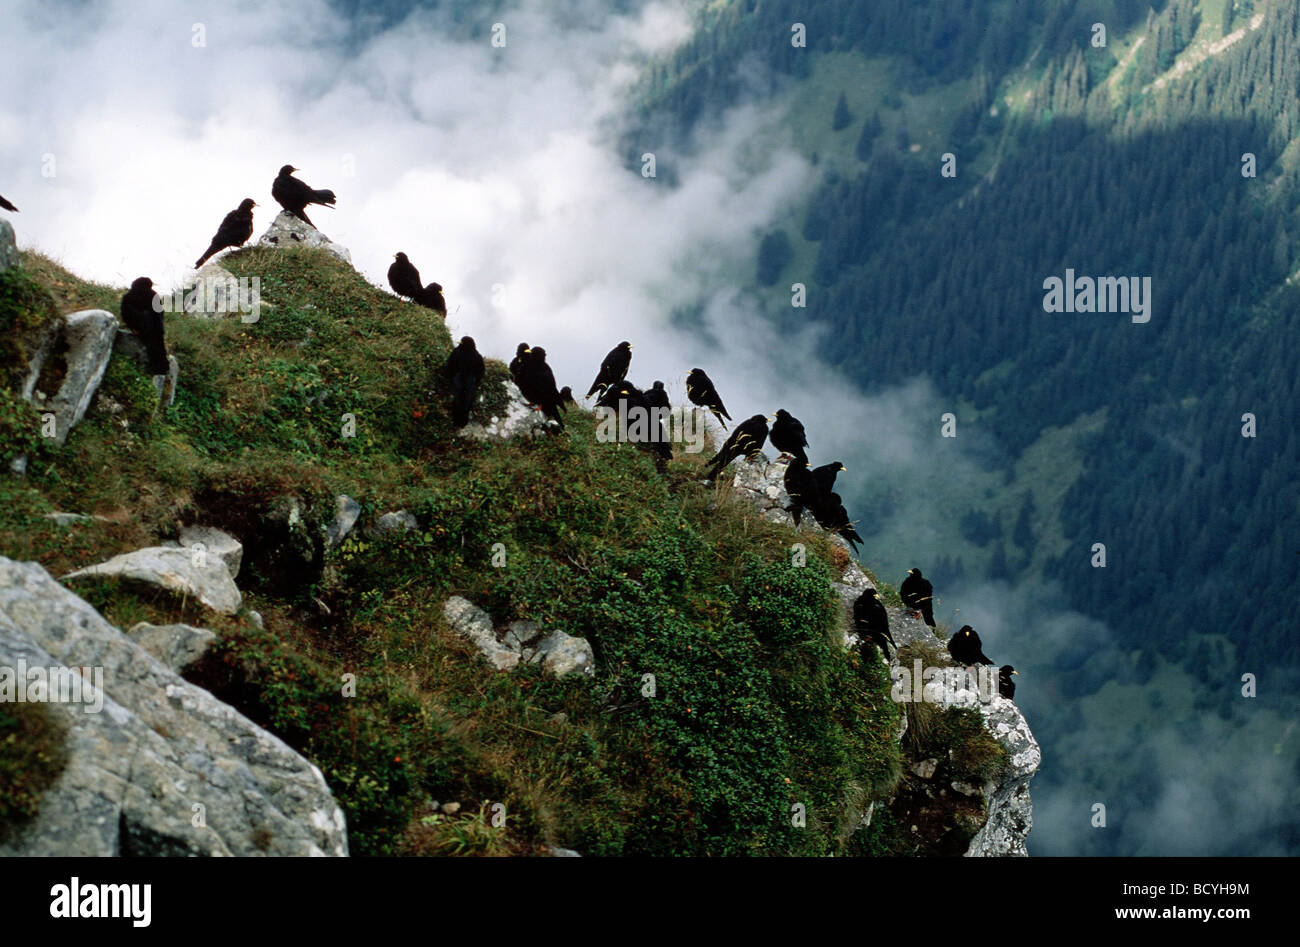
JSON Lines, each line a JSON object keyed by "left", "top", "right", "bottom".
{"left": 443, "top": 596, "right": 594, "bottom": 678}
{"left": 24, "top": 310, "right": 119, "bottom": 447}
{"left": 964, "top": 695, "right": 1041, "bottom": 857}
{"left": 0, "top": 218, "right": 19, "bottom": 273}
{"left": 458, "top": 380, "right": 556, "bottom": 441}
{"left": 0, "top": 557, "right": 347, "bottom": 856}
{"left": 325, "top": 495, "right": 361, "bottom": 549}
{"left": 126, "top": 621, "right": 217, "bottom": 673}
{"left": 257, "top": 210, "right": 351, "bottom": 263}
{"left": 177, "top": 525, "right": 243, "bottom": 579}
{"left": 63, "top": 546, "right": 242, "bottom": 615}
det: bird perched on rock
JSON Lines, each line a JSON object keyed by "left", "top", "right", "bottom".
{"left": 520, "top": 346, "right": 565, "bottom": 430}
{"left": 645, "top": 380, "right": 670, "bottom": 411}
{"left": 414, "top": 281, "right": 446, "bottom": 316}
{"left": 558, "top": 386, "right": 575, "bottom": 408}
{"left": 900, "top": 568, "right": 935, "bottom": 627}
{"left": 854, "top": 588, "right": 895, "bottom": 660}
{"left": 783, "top": 458, "right": 816, "bottom": 525}
{"left": 509, "top": 343, "right": 532, "bottom": 397}
{"left": 0, "top": 195, "right": 17, "bottom": 212}
{"left": 685, "top": 368, "right": 730, "bottom": 429}
{"left": 705, "top": 414, "right": 768, "bottom": 481}
{"left": 999, "top": 665, "right": 1018, "bottom": 700}
{"left": 948, "top": 625, "right": 994, "bottom": 666}
{"left": 194, "top": 198, "right": 256, "bottom": 268}
{"left": 813, "top": 491, "right": 862, "bottom": 552}
{"left": 770, "top": 409, "right": 808, "bottom": 463}
{"left": 388, "top": 252, "right": 423, "bottom": 299}
{"left": 443, "top": 336, "right": 484, "bottom": 427}
{"left": 598, "top": 381, "right": 670, "bottom": 459}
{"left": 120, "top": 277, "right": 169, "bottom": 375}
{"left": 812, "top": 461, "right": 846, "bottom": 496}
{"left": 585, "top": 341, "right": 632, "bottom": 399}
{"left": 271, "top": 164, "right": 336, "bottom": 228}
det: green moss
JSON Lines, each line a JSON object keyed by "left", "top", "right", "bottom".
{"left": 0, "top": 701, "right": 68, "bottom": 840}
{"left": 0, "top": 266, "right": 59, "bottom": 391}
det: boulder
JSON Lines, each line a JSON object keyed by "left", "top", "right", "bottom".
{"left": 63, "top": 546, "right": 242, "bottom": 615}
{"left": 504, "top": 620, "right": 544, "bottom": 653}
{"left": 0, "top": 218, "right": 18, "bottom": 273}
{"left": 528, "top": 629, "right": 596, "bottom": 678}
{"left": 178, "top": 525, "right": 243, "bottom": 579}
{"left": 443, "top": 596, "right": 518, "bottom": 671}
{"left": 458, "top": 380, "right": 555, "bottom": 441}
{"left": 370, "top": 510, "right": 418, "bottom": 537}
{"left": 25, "top": 310, "right": 119, "bottom": 447}
{"left": 325, "top": 495, "right": 362, "bottom": 548}
{"left": 965, "top": 694, "right": 1042, "bottom": 857}
{"left": 0, "top": 557, "right": 347, "bottom": 856}
{"left": 257, "top": 210, "right": 351, "bottom": 263}
{"left": 126, "top": 621, "right": 217, "bottom": 673}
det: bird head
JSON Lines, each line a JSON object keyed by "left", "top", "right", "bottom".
{"left": 239, "top": 198, "right": 256, "bottom": 211}
{"left": 278, "top": 165, "right": 297, "bottom": 176}
{"left": 620, "top": 341, "right": 632, "bottom": 350}
{"left": 516, "top": 343, "right": 530, "bottom": 356}
{"left": 130, "top": 276, "right": 154, "bottom": 292}
{"left": 430, "top": 283, "right": 442, "bottom": 292}
{"left": 909, "top": 567, "right": 922, "bottom": 577}
{"left": 460, "top": 336, "right": 474, "bottom": 347}
{"left": 960, "top": 626, "right": 973, "bottom": 636}
{"left": 531, "top": 347, "right": 548, "bottom": 360}
{"left": 394, "top": 252, "right": 407, "bottom": 261}
{"left": 653, "top": 380, "right": 665, "bottom": 389}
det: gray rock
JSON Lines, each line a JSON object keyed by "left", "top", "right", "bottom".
{"left": 326, "top": 495, "right": 362, "bottom": 548}
{"left": 29, "top": 310, "right": 119, "bottom": 447}
{"left": 443, "top": 596, "right": 518, "bottom": 671}
{"left": 64, "top": 546, "right": 242, "bottom": 615}
{"left": 912, "top": 758, "right": 939, "bottom": 780}
{"left": 126, "top": 621, "right": 217, "bottom": 673}
{"left": 528, "top": 629, "right": 595, "bottom": 678}
{"left": 504, "top": 619, "right": 544, "bottom": 654}
{"left": 370, "top": 510, "right": 418, "bottom": 537}
{"left": 187, "top": 263, "right": 258, "bottom": 321}
{"left": 0, "top": 218, "right": 18, "bottom": 273}
{"left": 247, "top": 610, "right": 264, "bottom": 630}
{"left": 44, "top": 513, "right": 92, "bottom": 527}
{"left": 548, "top": 845, "right": 581, "bottom": 857}
{"left": 458, "top": 380, "right": 555, "bottom": 441}
{"left": 0, "top": 557, "right": 347, "bottom": 856}
{"left": 965, "top": 694, "right": 1042, "bottom": 857}
{"left": 256, "top": 210, "right": 351, "bottom": 263}
{"left": 178, "top": 525, "right": 243, "bottom": 579}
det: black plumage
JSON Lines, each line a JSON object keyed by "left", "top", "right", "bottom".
{"left": 271, "top": 164, "right": 336, "bottom": 228}
{"left": 811, "top": 461, "right": 846, "bottom": 496}
{"left": 195, "top": 198, "right": 255, "bottom": 268}
{"left": 705, "top": 414, "right": 768, "bottom": 481}
{"left": 783, "top": 458, "right": 816, "bottom": 526}
{"left": 813, "top": 491, "right": 862, "bottom": 552}
{"left": 645, "top": 380, "right": 670, "bottom": 411}
{"left": 414, "top": 281, "right": 446, "bottom": 316}
{"left": 509, "top": 343, "right": 532, "bottom": 398}
{"left": 769, "top": 409, "right": 808, "bottom": 462}
{"left": 999, "top": 665, "right": 1017, "bottom": 700}
{"left": 900, "top": 568, "right": 935, "bottom": 627}
{"left": 685, "top": 368, "right": 730, "bottom": 429}
{"left": 558, "top": 386, "right": 575, "bottom": 408}
{"left": 388, "top": 252, "right": 422, "bottom": 299}
{"left": 0, "top": 195, "right": 18, "bottom": 212}
{"left": 948, "top": 625, "right": 994, "bottom": 666}
{"left": 443, "top": 336, "right": 484, "bottom": 427}
{"left": 854, "top": 588, "right": 895, "bottom": 660}
{"left": 585, "top": 341, "right": 632, "bottom": 399}
{"left": 520, "top": 346, "right": 565, "bottom": 430}
{"left": 120, "top": 277, "right": 169, "bottom": 375}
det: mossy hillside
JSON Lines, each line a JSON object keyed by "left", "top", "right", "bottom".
{"left": 0, "top": 243, "right": 996, "bottom": 856}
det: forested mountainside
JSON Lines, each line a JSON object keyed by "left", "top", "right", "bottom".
{"left": 622, "top": 0, "right": 1300, "bottom": 854}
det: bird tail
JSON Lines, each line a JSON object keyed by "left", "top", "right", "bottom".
{"left": 312, "top": 189, "right": 337, "bottom": 206}
{"left": 584, "top": 380, "right": 604, "bottom": 400}
{"left": 712, "top": 410, "right": 729, "bottom": 429}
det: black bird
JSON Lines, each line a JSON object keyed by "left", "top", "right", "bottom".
{"left": 520, "top": 346, "right": 565, "bottom": 430}
{"left": 443, "top": 336, "right": 484, "bottom": 427}
{"left": 705, "top": 414, "right": 768, "bottom": 481}
{"left": 194, "top": 198, "right": 256, "bottom": 268}
{"left": 598, "top": 381, "right": 670, "bottom": 459}
{"left": 271, "top": 164, "right": 336, "bottom": 228}
{"left": 783, "top": 458, "right": 816, "bottom": 525}
{"left": 999, "top": 665, "right": 1018, "bottom": 700}
{"left": 948, "top": 625, "right": 994, "bottom": 666}
{"left": 509, "top": 343, "right": 532, "bottom": 398}
{"left": 900, "top": 568, "right": 935, "bottom": 627}
{"left": 685, "top": 368, "right": 730, "bottom": 429}
{"left": 0, "top": 195, "right": 17, "bottom": 212}
{"left": 415, "top": 281, "right": 447, "bottom": 316}
{"left": 645, "top": 380, "right": 670, "bottom": 411}
{"left": 388, "top": 252, "right": 423, "bottom": 299}
{"left": 585, "top": 341, "right": 632, "bottom": 399}
{"left": 120, "top": 277, "right": 169, "bottom": 375}
{"left": 558, "top": 386, "right": 576, "bottom": 408}
{"left": 769, "top": 409, "right": 808, "bottom": 462}
{"left": 813, "top": 491, "right": 862, "bottom": 552}
{"left": 854, "top": 588, "right": 895, "bottom": 660}
{"left": 811, "top": 461, "right": 846, "bottom": 496}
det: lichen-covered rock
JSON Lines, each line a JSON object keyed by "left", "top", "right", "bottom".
{"left": 965, "top": 694, "right": 1042, "bottom": 857}
{"left": 0, "top": 219, "right": 19, "bottom": 273}
{"left": 443, "top": 596, "right": 519, "bottom": 671}
{"left": 64, "top": 546, "right": 242, "bottom": 615}
{"left": 370, "top": 510, "right": 418, "bottom": 537}
{"left": 126, "top": 621, "right": 217, "bottom": 673}
{"left": 528, "top": 629, "right": 596, "bottom": 678}
{"left": 0, "top": 557, "right": 347, "bottom": 856}
{"left": 26, "top": 310, "right": 119, "bottom": 447}
{"left": 458, "top": 380, "right": 555, "bottom": 441}
{"left": 325, "top": 495, "right": 361, "bottom": 548}
{"left": 178, "top": 525, "right": 243, "bottom": 579}
{"left": 256, "top": 210, "right": 351, "bottom": 263}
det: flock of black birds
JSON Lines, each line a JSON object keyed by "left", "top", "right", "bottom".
{"left": 853, "top": 566, "right": 1018, "bottom": 700}
{"left": 4, "top": 177, "right": 1021, "bottom": 702}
